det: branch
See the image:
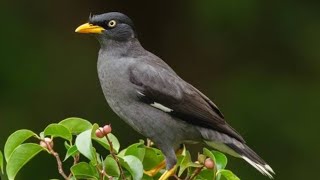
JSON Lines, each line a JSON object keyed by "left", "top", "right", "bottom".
{"left": 68, "top": 154, "right": 80, "bottom": 179}
{"left": 188, "top": 166, "right": 204, "bottom": 180}
{"left": 44, "top": 140, "right": 69, "bottom": 180}
{"left": 105, "top": 134, "right": 126, "bottom": 180}
{"left": 173, "top": 174, "right": 182, "bottom": 180}
{"left": 96, "top": 165, "right": 112, "bottom": 180}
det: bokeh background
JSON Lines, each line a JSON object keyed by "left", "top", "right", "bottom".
{"left": 1, "top": 0, "right": 319, "bottom": 179}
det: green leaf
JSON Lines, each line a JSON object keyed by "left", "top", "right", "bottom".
{"left": 142, "top": 147, "right": 164, "bottom": 171}
{"left": 197, "top": 169, "right": 215, "bottom": 180}
{"left": 59, "top": 117, "right": 92, "bottom": 135}
{"left": 6, "top": 143, "right": 44, "bottom": 180}
{"left": 64, "top": 141, "right": 71, "bottom": 150}
{"left": 217, "top": 169, "right": 240, "bottom": 180}
{"left": 212, "top": 150, "right": 227, "bottom": 170}
{"left": 177, "top": 150, "right": 191, "bottom": 176}
{"left": 142, "top": 174, "right": 155, "bottom": 180}
{"left": 64, "top": 145, "right": 79, "bottom": 161}
{"left": 92, "top": 136, "right": 110, "bottom": 151}
{"left": 75, "top": 129, "right": 94, "bottom": 161}
{"left": 124, "top": 140, "right": 145, "bottom": 162}
{"left": 107, "top": 133, "right": 120, "bottom": 153}
{"left": 92, "top": 133, "right": 120, "bottom": 153}
{"left": 104, "top": 156, "right": 120, "bottom": 177}
{"left": 4, "top": 129, "right": 37, "bottom": 162}
{"left": 71, "top": 162, "right": 99, "bottom": 180}
{"left": 0, "top": 150, "right": 3, "bottom": 174}
{"left": 177, "top": 151, "right": 202, "bottom": 176}
{"left": 119, "top": 155, "right": 143, "bottom": 180}
{"left": 44, "top": 123, "right": 72, "bottom": 142}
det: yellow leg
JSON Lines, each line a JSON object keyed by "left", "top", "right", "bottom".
{"left": 144, "top": 160, "right": 166, "bottom": 176}
{"left": 144, "top": 144, "right": 184, "bottom": 178}
{"left": 159, "top": 165, "right": 177, "bottom": 180}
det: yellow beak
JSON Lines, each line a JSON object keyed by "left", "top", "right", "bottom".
{"left": 75, "top": 23, "right": 105, "bottom": 34}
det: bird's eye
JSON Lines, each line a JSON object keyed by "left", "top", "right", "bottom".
{"left": 107, "top": 20, "right": 117, "bottom": 28}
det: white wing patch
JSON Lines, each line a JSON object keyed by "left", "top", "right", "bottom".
{"left": 137, "top": 91, "right": 145, "bottom": 96}
{"left": 151, "top": 102, "right": 173, "bottom": 113}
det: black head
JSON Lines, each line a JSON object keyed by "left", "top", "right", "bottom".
{"left": 75, "top": 12, "right": 137, "bottom": 41}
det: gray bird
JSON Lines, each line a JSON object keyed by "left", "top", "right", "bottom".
{"left": 75, "top": 12, "right": 274, "bottom": 179}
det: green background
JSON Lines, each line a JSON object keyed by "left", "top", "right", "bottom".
{"left": 1, "top": 0, "right": 319, "bottom": 179}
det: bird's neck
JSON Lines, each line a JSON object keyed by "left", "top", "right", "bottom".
{"left": 98, "top": 38, "right": 145, "bottom": 58}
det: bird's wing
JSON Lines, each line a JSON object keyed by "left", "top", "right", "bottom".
{"left": 129, "top": 63, "right": 245, "bottom": 143}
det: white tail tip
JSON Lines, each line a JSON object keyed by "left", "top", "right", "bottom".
{"left": 242, "top": 156, "right": 275, "bottom": 179}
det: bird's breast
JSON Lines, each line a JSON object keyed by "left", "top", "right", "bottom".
{"left": 97, "top": 54, "right": 139, "bottom": 116}
{"left": 98, "top": 57, "right": 131, "bottom": 98}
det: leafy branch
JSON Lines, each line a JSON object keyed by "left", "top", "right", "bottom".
{"left": 0, "top": 117, "right": 240, "bottom": 180}
{"left": 104, "top": 130, "right": 126, "bottom": 180}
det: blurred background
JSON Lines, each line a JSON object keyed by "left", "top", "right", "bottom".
{"left": 1, "top": 0, "right": 319, "bottom": 179}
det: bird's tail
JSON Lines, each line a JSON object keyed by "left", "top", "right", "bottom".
{"left": 201, "top": 129, "right": 275, "bottom": 178}
{"left": 226, "top": 143, "right": 275, "bottom": 179}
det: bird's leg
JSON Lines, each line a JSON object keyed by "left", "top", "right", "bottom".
{"left": 159, "top": 165, "right": 178, "bottom": 180}
{"left": 144, "top": 160, "right": 166, "bottom": 176}
{"left": 144, "top": 144, "right": 184, "bottom": 178}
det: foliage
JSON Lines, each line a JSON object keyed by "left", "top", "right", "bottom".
{"left": 1, "top": 117, "right": 239, "bottom": 180}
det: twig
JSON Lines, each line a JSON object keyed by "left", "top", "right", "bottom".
{"left": 68, "top": 154, "right": 80, "bottom": 179}
{"left": 44, "top": 140, "right": 69, "bottom": 180}
{"left": 105, "top": 134, "right": 126, "bottom": 180}
{"left": 102, "top": 170, "right": 113, "bottom": 180}
{"left": 173, "top": 174, "right": 182, "bottom": 180}
{"left": 188, "top": 166, "right": 204, "bottom": 180}
{"left": 96, "top": 165, "right": 112, "bottom": 180}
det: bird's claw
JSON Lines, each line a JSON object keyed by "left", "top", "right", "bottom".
{"left": 158, "top": 166, "right": 177, "bottom": 180}
{"left": 144, "top": 160, "right": 166, "bottom": 176}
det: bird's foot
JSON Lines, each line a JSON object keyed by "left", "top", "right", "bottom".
{"left": 158, "top": 165, "right": 177, "bottom": 180}
{"left": 144, "top": 160, "right": 166, "bottom": 177}
{"left": 144, "top": 144, "right": 184, "bottom": 178}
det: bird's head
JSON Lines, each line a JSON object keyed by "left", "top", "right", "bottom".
{"left": 75, "top": 12, "right": 136, "bottom": 42}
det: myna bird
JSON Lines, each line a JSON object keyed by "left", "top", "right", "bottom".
{"left": 75, "top": 12, "right": 275, "bottom": 179}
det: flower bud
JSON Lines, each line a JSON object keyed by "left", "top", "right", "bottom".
{"left": 40, "top": 137, "right": 54, "bottom": 149}
{"left": 198, "top": 154, "right": 206, "bottom": 164}
{"left": 95, "top": 127, "right": 105, "bottom": 138}
{"left": 103, "top": 124, "right": 112, "bottom": 135}
{"left": 204, "top": 158, "right": 215, "bottom": 169}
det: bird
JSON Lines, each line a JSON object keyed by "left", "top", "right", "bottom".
{"left": 75, "top": 12, "right": 275, "bottom": 179}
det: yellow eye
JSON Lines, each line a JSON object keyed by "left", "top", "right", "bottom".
{"left": 108, "top": 20, "right": 117, "bottom": 28}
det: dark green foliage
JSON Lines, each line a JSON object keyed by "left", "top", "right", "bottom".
{"left": 1, "top": 117, "right": 239, "bottom": 180}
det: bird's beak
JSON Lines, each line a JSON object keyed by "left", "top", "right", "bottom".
{"left": 75, "top": 23, "right": 105, "bottom": 34}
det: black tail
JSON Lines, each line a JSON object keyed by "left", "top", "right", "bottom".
{"left": 200, "top": 128, "right": 275, "bottom": 178}
{"left": 227, "top": 143, "right": 275, "bottom": 178}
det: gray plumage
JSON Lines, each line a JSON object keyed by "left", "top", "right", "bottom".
{"left": 78, "top": 12, "right": 275, "bottom": 178}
